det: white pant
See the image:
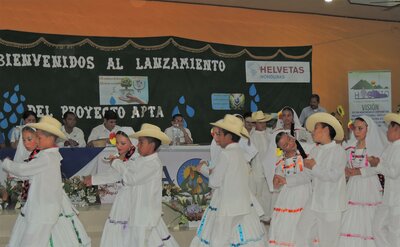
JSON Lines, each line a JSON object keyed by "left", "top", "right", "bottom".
{"left": 295, "top": 204, "right": 341, "bottom": 247}
{"left": 249, "top": 174, "right": 277, "bottom": 221}
{"left": 373, "top": 205, "right": 400, "bottom": 247}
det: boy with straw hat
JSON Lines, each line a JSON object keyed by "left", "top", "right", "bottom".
{"left": 1, "top": 116, "right": 91, "bottom": 247}
{"left": 359, "top": 112, "right": 400, "bottom": 247}
{"left": 110, "top": 123, "right": 179, "bottom": 247}
{"left": 191, "top": 114, "right": 267, "bottom": 247}
{"left": 295, "top": 112, "right": 347, "bottom": 247}
{"left": 249, "top": 110, "right": 274, "bottom": 222}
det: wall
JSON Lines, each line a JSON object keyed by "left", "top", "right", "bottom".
{"left": 1, "top": 0, "right": 399, "bottom": 122}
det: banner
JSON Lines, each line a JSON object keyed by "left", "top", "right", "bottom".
{"left": 0, "top": 30, "right": 312, "bottom": 144}
{"left": 348, "top": 71, "right": 392, "bottom": 127}
{"left": 245, "top": 61, "right": 310, "bottom": 83}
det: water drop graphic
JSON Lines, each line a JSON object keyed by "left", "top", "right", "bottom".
{"left": 249, "top": 84, "right": 257, "bottom": 97}
{"left": 9, "top": 113, "right": 17, "bottom": 124}
{"left": 10, "top": 93, "right": 18, "bottom": 104}
{"left": 20, "top": 95, "right": 26, "bottom": 102}
{"left": 0, "top": 119, "right": 8, "bottom": 129}
{"left": 16, "top": 103, "right": 24, "bottom": 114}
{"left": 172, "top": 106, "right": 180, "bottom": 116}
{"left": 109, "top": 96, "right": 116, "bottom": 105}
{"left": 250, "top": 100, "right": 258, "bottom": 112}
{"left": 3, "top": 102, "right": 12, "bottom": 112}
{"left": 14, "top": 84, "right": 20, "bottom": 92}
{"left": 0, "top": 112, "right": 3, "bottom": 119}
{"left": 3, "top": 91, "right": 9, "bottom": 98}
{"left": 179, "top": 96, "right": 185, "bottom": 104}
{"left": 255, "top": 94, "right": 260, "bottom": 103}
{"left": 186, "top": 105, "right": 195, "bottom": 117}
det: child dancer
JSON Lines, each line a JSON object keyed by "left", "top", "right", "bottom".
{"left": 268, "top": 132, "right": 312, "bottom": 247}
{"left": 190, "top": 114, "right": 268, "bottom": 247}
{"left": 295, "top": 112, "right": 347, "bottom": 247}
{"left": 83, "top": 127, "right": 137, "bottom": 247}
{"left": 359, "top": 113, "right": 400, "bottom": 247}
{"left": 2, "top": 116, "right": 90, "bottom": 247}
{"left": 249, "top": 110, "right": 274, "bottom": 222}
{"left": 110, "top": 124, "right": 179, "bottom": 247}
{"left": 338, "top": 116, "right": 387, "bottom": 247}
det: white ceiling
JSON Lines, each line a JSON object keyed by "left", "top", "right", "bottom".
{"left": 154, "top": 0, "right": 400, "bottom": 22}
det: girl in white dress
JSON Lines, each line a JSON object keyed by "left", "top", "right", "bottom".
{"left": 191, "top": 114, "right": 268, "bottom": 247}
{"left": 110, "top": 124, "right": 180, "bottom": 247}
{"left": 2, "top": 116, "right": 91, "bottom": 247}
{"left": 83, "top": 127, "right": 137, "bottom": 247}
{"left": 338, "top": 115, "right": 388, "bottom": 247}
{"left": 268, "top": 132, "right": 312, "bottom": 247}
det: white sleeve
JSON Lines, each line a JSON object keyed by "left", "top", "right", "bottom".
{"left": 112, "top": 159, "right": 159, "bottom": 185}
{"left": 91, "top": 168, "right": 121, "bottom": 185}
{"left": 2, "top": 156, "right": 49, "bottom": 177}
{"left": 76, "top": 129, "right": 87, "bottom": 147}
{"left": 209, "top": 153, "right": 228, "bottom": 189}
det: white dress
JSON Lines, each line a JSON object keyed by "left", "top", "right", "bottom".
{"left": 268, "top": 153, "right": 311, "bottom": 247}
{"left": 337, "top": 147, "right": 382, "bottom": 247}
{"left": 190, "top": 143, "right": 268, "bottom": 247}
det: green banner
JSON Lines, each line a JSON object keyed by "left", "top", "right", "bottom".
{"left": 0, "top": 30, "right": 312, "bottom": 144}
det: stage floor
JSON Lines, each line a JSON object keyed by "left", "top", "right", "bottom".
{"left": 0, "top": 204, "right": 269, "bottom": 246}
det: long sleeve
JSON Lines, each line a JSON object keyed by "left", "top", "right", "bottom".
{"left": 209, "top": 152, "right": 228, "bottom": 189}
{"left": 112, "top": 158, "right": 159, "bottom": 186}
{"left": 2, "top": 156, "right": 50, "bottom": 177}
{"left": 91, "top": 167, "right": 121, "bottom": 185}
{"left": 310, "top": 149, "right": 346, "bottom": 182}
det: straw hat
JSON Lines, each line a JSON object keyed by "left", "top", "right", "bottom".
{"left": 305, "top": 112, "right": 344, "bottom": 141}
{"left": 131, "top": 123, "right": 171, "bottom": 145}
{"left": 384, "top": 113, "right": 400, "bottom": 125}
{"left": 28, "top": 116, "right": 67, "bottom": 140}
{"left": 211, "top": 114, "right": 248, "bottom": 138}
{"left": 251, "top": 111, "right": 273, "bottom": 122}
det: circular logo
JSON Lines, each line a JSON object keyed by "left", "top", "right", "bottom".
{"left": 176, "top": 158, "right": 210, "bottom": 195}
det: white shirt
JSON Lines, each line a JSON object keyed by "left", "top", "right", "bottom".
{"left": 164, "top": 126, "right": 192, "bottom": 144}
{"left": 10, "top": 125, "right": 23, "bottom": 143}
{"left": 57, "top": 126, "right": 86, "bottom": 147}
{"left": 87, "top": 124, "right": 120, "bottom": 143}
{"left": 307, "top": 141, "right": 347, "bottom": 213}
{"left": 299, "top": 106, "right": 326, "bottom": 126}
{"left": 111, "top": 152, "right": 162, "bottom": 227}
{"left": 2, "top": 148, "right": 63, "bottom": 224}
{"left": 210, "top": 143, "right": 251, "bottom": 216}
{"left": 361, "top": 139, "right": 400, "bottom": 208}
{"left": 250, "top": 130, "right": 271, "bottom": 178}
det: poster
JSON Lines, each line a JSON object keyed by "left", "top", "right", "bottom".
{"left": 348, "top": 71, "right": 391, "bottom": 127}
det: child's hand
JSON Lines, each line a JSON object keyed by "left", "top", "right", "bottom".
{"left": 304, "top": 159, "right": 316, "bottom": 169}
{"left": 273, "top": 175, "right": 286, "bottom": 189}
{"left": 83, "top": 176, "right": 93, "bottom": 186}
{"left": 368, "top": 156, "right": 380, "bottom": 167}
{"left": 345, "top": 167, "right": 361, "bottom": 177}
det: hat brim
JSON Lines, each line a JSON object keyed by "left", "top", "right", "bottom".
{"left": 305, "top": 113, "right": 344, "bottom": 141}
{"left": 384, "top": 113, "right": 400, "bottom": 125}
{"left": 211, "top": 121, "right": 246, "bottom": 138}
{"left": 28, "top": 122, "right": 67, "bottom": 140}
{"left": 256, "top": 114, "right": 273, "bottom": 122}
{"left": 131, "top": 129, "right": 171, "bottom": 145}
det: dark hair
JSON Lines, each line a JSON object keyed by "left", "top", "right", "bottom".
{"left": 22, "top": 126, "right": 36, "bottom": 134}
{"left": 320, "top": 122, "right": 336, "bottom": 140}
{"left": 354, "top": 117, "right": 368, "bottom": 126}
{"left": 63, "top": 111, "right": 76, "bottom": 120}
{"left": 310, "top": 94, "right": 320, "bottom": 102}
{"left": 172, "top": 113, "right": 183, "bottom": 121}
{"left": 104, "top": 110, "right": 118, "bottom": 120}
{"left": 145, "top": 136, "right": 162, "bottom": 151}
{"left": 220, "top": 128, "right": 241, "bottom": 143}
{"left": 389, "top": 121, "right": 400, "bottom": 128}
{"left": 22, "top": 110, "right": 37, "bottom": 121}
{"left": 116, "top": 130, "right": 129, "bottom": 139}
{"left": 275, "top": 132, "right": 288, "bottom": 146}
{"left": 282, "top": 107, "right": 294, "bottom": 116}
